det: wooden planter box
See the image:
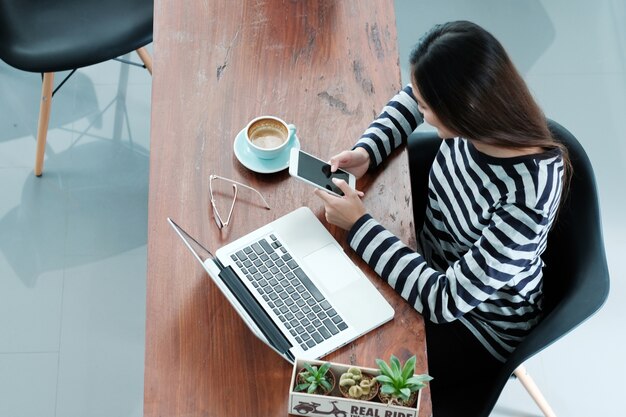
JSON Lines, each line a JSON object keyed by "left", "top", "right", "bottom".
{"left": 288, "top": 359, "right": 420, "bottom": 417}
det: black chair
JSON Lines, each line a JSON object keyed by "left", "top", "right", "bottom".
{"left": 0, "top": 0, "right": 153, "bottom": 176}
{"left": 406, "top": 120, "right": 610, "bottom": 417}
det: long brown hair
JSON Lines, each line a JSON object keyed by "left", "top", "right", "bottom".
{"left": 409, "top": 21, "right": 571, "bottom": 190}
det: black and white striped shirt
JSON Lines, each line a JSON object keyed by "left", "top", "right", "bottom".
{"left": 349, "top": 85, "right": 564, "bottom": 361}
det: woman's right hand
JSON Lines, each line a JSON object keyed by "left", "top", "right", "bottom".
{"left": 329, "top": 147, "right": 370, "bottom": 179}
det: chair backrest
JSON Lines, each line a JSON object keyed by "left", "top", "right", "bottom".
{"left": 406, "top": 130, "right": 441, "bottom": 232}
{"left": 406, "top": 120, "right": 610, "bottom": 416}
{"left": 481, "top": 119, "right": 611, "bottom": 415}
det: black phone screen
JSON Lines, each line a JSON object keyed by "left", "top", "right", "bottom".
{"left": 297, "top": 151, "right": 351, "bottom": 196}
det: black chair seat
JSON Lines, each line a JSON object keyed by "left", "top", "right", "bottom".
{"left": 0, "top": 0, "right": 152, "bottom": 72}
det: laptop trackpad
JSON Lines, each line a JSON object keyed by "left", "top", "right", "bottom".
{"left": 302, "top": 244, "right": 359, "bottom": 293}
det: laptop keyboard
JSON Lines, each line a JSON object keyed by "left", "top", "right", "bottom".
{"left": 230, "top": 234, "right": 348, "bottom": 351}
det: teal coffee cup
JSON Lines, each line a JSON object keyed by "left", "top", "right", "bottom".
{"left": 245, "top": 116, "right": 296, "bottom": 160}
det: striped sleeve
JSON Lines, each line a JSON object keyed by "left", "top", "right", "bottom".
{"left": 347, "top": 204, "right": 552, "bottom": 324}
{"left": 353, "top": 84, "right": 423, "bottom": 168}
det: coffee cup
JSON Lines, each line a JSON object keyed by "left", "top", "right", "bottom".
{"left": 245, "top": 116, "right": 296, "bottom": 160}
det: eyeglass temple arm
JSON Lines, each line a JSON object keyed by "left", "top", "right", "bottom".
{"left": 211, "top": 175, "right": 270, "bottom": 209}
{"left": 235, "top": 183, "right": 270, "bottom": 209}
{"left": 225, "top": 184, "right": 238, "bottom": 222}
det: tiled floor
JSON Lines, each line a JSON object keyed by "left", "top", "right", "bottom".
{"left": 0, "top": 52, "right": 151, "bottom": 417}
{"left": 0, "top": 2, "right": 624, "bottom": 416}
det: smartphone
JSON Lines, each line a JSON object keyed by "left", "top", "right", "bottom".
{"left": 289, "top": 149, "right": 356, "bottom": 196}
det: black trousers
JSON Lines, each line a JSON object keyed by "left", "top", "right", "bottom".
{"left": 425, "top": 320, "right": 505, "bottom": 417}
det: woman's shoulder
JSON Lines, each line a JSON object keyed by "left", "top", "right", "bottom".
{"left": 446, "top": 138, "right": 564, "bottom": 210}
{"left": 464, "top": 138, "right": 562, "bottom": 167}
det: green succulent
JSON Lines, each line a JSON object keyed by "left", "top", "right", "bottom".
{"left": 375, "top": 355, "right": 432, "bottom": 403}
{"left": 340, "top": 367, "right": 376, "bottom": 399}
{"left": 349, "top": 385, "right": 364, "bottom": 397}
{"left": 339, "top": 367, "right": 362, "bottom": 387}
{"left": 294, "top": 362, "right": 333, "bottom": 394}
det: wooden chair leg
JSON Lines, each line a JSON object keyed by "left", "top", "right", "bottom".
{"left": 34, "top": 72, "right": 55, "bottom": 177}
{"left": 136, "top": 47, "right": 153, "bottom": 75}
{"left": 514, "top": 365, "right": 557, "bottom": 417}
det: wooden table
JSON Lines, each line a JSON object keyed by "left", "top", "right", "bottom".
{"left": 144, "top": 1, "right": 431, "bottom": 416}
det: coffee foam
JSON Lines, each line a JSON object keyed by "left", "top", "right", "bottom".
{"left": 248, "top": 120, "right": 288, "bottom": 149}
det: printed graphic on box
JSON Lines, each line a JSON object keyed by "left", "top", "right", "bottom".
{"left": 290, "top": 394, "right": 417, "bottom": 417}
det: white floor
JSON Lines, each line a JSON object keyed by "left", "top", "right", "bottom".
{"left": 0, "top": 53, "right": 151, "bottom": 417}
{"left": 0, "top": 2, "right": 624, "bottom": 416}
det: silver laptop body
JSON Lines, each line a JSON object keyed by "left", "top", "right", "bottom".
{"left": 169, "top": 207, "right": 394, "bottom": 363}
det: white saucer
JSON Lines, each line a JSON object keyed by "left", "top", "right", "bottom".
{"left": 233, "top": 129, "right": 300, "bottom": 174}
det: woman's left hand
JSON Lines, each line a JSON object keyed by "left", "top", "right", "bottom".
{"left": 314, "top": 178, "right": 366, "bottom": 231}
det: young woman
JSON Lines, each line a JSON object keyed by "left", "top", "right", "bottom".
{"left": 315, "top": 21, "right": 570, "bottom": 416}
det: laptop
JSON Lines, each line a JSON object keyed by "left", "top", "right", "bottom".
{"left": 168, "top": 206, "right": 394, "bottom": 363}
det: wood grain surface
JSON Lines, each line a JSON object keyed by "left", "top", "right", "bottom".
{"left": 145, "top": 1, "right": 431, "bottom": 416}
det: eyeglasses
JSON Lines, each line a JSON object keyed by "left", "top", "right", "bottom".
{"left": 209, "top": 174, "right": 270, "bottom": 229}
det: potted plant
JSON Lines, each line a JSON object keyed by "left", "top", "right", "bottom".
{"left": 375, "top": 355, "right": 432, "bottom": 407}
{"left": 338, "top": 366, "right": 379, "bottom": 401}
{"left": 294, "top": 362, "right": 336, "bottom": 395}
